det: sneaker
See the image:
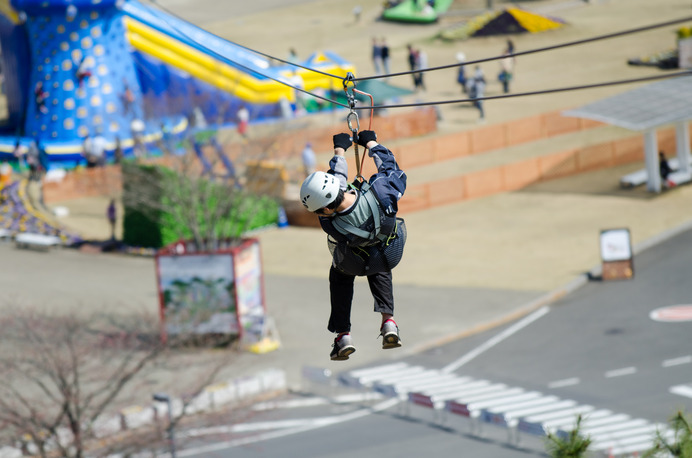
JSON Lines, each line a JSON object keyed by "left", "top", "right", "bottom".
{"left": 380, "top": 319, "right": 402, "bottom": 349}
{"left": 330, "top": 333, "right": 356, "bottom": 361}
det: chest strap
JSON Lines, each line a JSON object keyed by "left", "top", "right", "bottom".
{"left": 331, "top": 183, "right": 387, "bottom": 243}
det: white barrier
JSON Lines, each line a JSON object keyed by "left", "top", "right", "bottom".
{"left": 15, "top": 233, "right": 61, "bottom": 250}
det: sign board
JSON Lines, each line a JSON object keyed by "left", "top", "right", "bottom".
{"left": 599, "top": 228, "right": 633, "bottom": 280}
{"left": 679, "top": 37, "right": 692, "bottom": 69}
{"left": 155, "top": 238, "right": 268, "bottom": 344}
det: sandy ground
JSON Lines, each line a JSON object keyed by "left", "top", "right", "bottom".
{"left": 156, "top": 0, "right": 689, "bottom": 132}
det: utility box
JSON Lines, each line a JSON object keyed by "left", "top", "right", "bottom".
{"left": 599, "top": 228, "right": 634, "bottom": 281}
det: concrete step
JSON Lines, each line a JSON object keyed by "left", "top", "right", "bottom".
{"left": 395, "top": 123, "right": 684, "bottom": 214}
{"left": 405, "top": 125, "right": 634, "bottom": 187}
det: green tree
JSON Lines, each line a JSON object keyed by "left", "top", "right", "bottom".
{"left": 643, "top": 410, "right": 692, "bottom": 458}
{"left": 0, "top": 309, "right": 163, "bottom": 458}
{"left": 122, "top": 134, "right": 280, "bottom": 250}
{"left": 545, "top": 414, "right": 592, "bottom": 458}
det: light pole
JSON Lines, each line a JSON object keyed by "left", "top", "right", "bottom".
{"left": 153, "top": 393, "right": 176, "bottom": 457}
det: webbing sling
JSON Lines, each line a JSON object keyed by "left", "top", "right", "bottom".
{"left": 331, "top": 183, "right": 388, "bottom": 244}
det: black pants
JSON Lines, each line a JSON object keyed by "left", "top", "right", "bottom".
{"left": 327, "top": 266, "right": 394, "bottom": 334}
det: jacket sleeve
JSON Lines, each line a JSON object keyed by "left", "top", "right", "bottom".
{"left": 328, "top": 154, "right": 349, "bottom": 191}
{"left": 367, "top": 144, "right": 407, "bottom": 216}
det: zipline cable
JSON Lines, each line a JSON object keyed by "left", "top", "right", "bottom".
{"left": 355, "top": 70, "right": 692, "bottom": 110}
{"left": 354, "top": 15, "right": 692, "bottom": 82}
{"left": 140, "top": 0, "right": 348, "bottom": 107}
{"left": 140, "top": 1, "right": 691, "bottom": 114}
{"left": 145, "top": 0, "right": 692, "bottom": 92}
{"left": 145, "top": 0, "right": 344, "bottom": 80}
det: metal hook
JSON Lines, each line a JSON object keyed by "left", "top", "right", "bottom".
{"left": 346, "top": 111, "right": 359, "bottom": 135}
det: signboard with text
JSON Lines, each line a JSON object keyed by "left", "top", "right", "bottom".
{"left": 599, "top": 228, "right": 634, "bottom": 280}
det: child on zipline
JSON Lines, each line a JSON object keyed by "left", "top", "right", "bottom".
{"left": 300, "top": 130, "right": 408, "bottom": 361}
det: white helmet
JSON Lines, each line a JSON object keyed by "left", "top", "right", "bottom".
{"left": 300, "top": 171, "right": 340, "bottom": 212}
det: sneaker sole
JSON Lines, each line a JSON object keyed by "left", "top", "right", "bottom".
{"left": 382, "top": 334, "right": 401, "bottom": 349}
{"left": 331, "top": 346, "right": 356, "bottom": 361}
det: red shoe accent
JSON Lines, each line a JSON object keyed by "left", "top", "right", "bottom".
{"left": 380, "top": 318, "right": 397, "bottom": 330}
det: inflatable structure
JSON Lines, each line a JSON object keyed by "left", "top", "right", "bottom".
{"left": 0, "top": 0, "right": 354, "bottom": 168}
{"left": 439, "top": 7, "right": 565, "bottom": 41}
{"left": 382, "top": 0, "right": 454, "bottom": 24}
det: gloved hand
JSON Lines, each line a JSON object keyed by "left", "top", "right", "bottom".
{"left": 333, "top": 133, "right": 352, "bottom": 151}
{"left": 356, "top": 130, "right": 377, "bottom": 147}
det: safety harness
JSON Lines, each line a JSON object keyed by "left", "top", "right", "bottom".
{"left": 330, "top": 182, "right": 393, "bottom": 245}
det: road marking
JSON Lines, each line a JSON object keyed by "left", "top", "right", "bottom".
{"left": 662, "top": 355, "right": 692, "bottom": 367}
{"left": 253, "top": 392, "right": 382, "bottom": 411}
{"left": 177, "top": 397, "right": 401, "bottom": 456}
{"left": 650, "top": 304, "right": 692, "bottom": 322}
{"left": 548, "top": 377, "right": 580, "bottom": 388}
{"left": 670, "top": 384, "right": 692, "bottom": 399}
{"left": 442, "top": 306, "right": 550, "bottom": 373}
{"left": 605, "top": 367, "right": 637, "bottom": 378}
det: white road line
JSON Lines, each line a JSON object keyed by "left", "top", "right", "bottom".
{"left": 670, "top": 384, "right": 692, "bottom": 399}
{"left": 605, "top": 366, "right": 637, "bottom": 378}
{"left": 503, "top": 399, "right": 576, "bottom": 420}
{"left": 177, "top": 397, "right": 401, "bottom": 456}
{"left": 548, "top": 377, "right": 580, "bottom": 388}
{"left": 253, "top": 392, "right": 382, "bottom": 411}
{"left": 580, "top": 413, "right": 630, "bottom": 428}
{"left": 442, "top": 306, "right": 550, "bottom": 374}
{"left": 467, "top": 392, "right": 544, "bottom": 412}
{"left": 582, "top": 418, "right": 648, "bottom": 435}
{"left": 540, "top": 409, "right": 612, "bottom": 430}
{"left": 346, "top": 362, "right": 409, "bottom": 378}
{"left": 662, "top": 355, "right": 692, "bottom": 367}
{"left": 461, "top": 387, "right": 527, "bottom": 405}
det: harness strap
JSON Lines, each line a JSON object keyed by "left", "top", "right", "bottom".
{"left": 331, "top": 183, "right": 387, "bottom": 243}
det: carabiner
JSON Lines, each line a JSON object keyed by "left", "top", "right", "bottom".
{"left": 346, "top": 111, "right": 360, "bottom": 135}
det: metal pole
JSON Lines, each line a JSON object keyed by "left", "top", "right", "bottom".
{"left": 167, "top": 398, "right": 176, "bottom": 458}
{"left": 154, "top": 393, "right": 176, "bottom": 457}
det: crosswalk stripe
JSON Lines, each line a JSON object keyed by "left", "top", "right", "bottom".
{"left": 467, "top": 391, "right": 542, "bottom": 411}
{"left": 522, "top": 405, "right": 594, "bottom": 424}
{"left": 346, "top": 362, "right": 409, "bottom": 378}
{"left": 422, "top": 379, "right": 491, "bottom": 396}
{"left": 374, "top": 375, "right": 468, "bottom": 398}
{"left": 342, "top": 365, "right": 425, "bottom": 388}
{"left": 482, "top": 396, "right": 560, "bottom": 414}
{"left": 442, "top": 382, "right": 507, "bottom": 398}
{"left": 580, "top": 413, "right": 630, "bottom": 428}
{"left": 336, "top": 362, "right": 668, "bottom": 456}
{"left": 670, "top": 384, "right": 692, "bottom": 398}
{"left": 609, "top": 440, "right": 660, "bottom": 456}
{"left": 590, "top": 424, "right": 662, "bottom": 450}
{"left": 503, "top": 399, "right": 577, "bottom": 420}
{"left": 541, "top": 409, "right": 612, "bottom": 430}
{"left": 582, "top": 418, "right": 648, "bottom": 435}
{"left": 461, "top": 387, "right": 527, "bottom": 405}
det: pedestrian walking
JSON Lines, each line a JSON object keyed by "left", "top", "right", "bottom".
{"left": 416, "top": 48, "right": 427, "bottom": 91}
{"left": 237, "top": 105, "right": 249, "bottom": 138}
{"left": 406, "top": 44, "right": 418, "bottom": 88}
{"left": 498, "top": 52, "right": 513, "bottom": 94}
{"left": 381, "top": 38, "right": 391, "bottom": 76}
{"left": 107, "top": 199, "right": 117, "bottom": 240}
{"left": 302, "top": 142, "right": 316, "bottom": 178}
{"left": 456, "top": 52, "right": 467, "bottom": 94}
{"left": 372, "top": 37, "right": 383, "bottom": 75}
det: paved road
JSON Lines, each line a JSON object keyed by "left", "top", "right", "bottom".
{"left": 165, "top": 224, "right": 692, "bottom": 458}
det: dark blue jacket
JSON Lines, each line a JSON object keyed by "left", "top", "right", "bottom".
{"left": 319, "top": 143, "right": 406, "bottom": 246}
